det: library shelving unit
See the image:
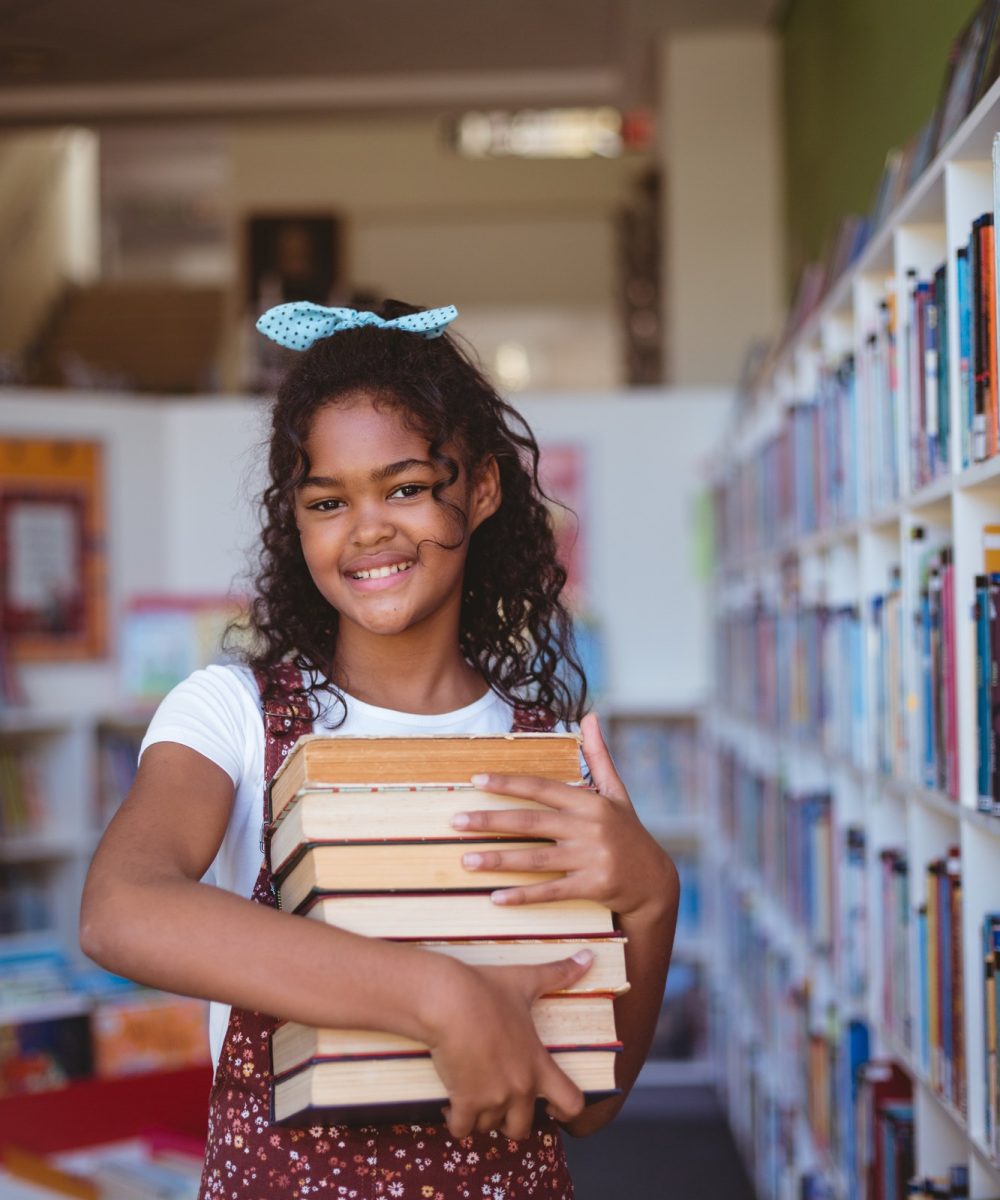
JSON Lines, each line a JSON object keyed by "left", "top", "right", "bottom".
{"left": 607, "top": 706, "right": 717, "bottom": 1089}
{"left": 704, "top": 77, "right": 1000, "bottom": 1200}
{"left": 0, "top": 709, "right": 149, "bottom": 960}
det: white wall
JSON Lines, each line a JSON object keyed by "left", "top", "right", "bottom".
{"left": 517, "top": 391, "right": 731, "bottom": 709}
{"left": 660, "top": 29, "right": 785, "bottom": 385}
{"left": 1, "top": 386, "right": 730, "bottom": 716}
{"left": 0, "top": 130, "right": 100, "bottom": 359}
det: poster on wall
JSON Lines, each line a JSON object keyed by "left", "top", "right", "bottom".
{"left": 537, "top": 442, "right": 605, "bottom": 698}
{"left": 0, "top": 439, "right": 106, "bottom": 661}
{"left": 120, "top": 594, "right": 248, "bottom": 704}
{"left": 537, "top": 442, "right": 587, "bottom": 611}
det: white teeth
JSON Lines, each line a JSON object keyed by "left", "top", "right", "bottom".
{"left": 351, "top": 561, "right": 414, "bottom": 580}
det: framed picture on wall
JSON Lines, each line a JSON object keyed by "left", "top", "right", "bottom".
{"left": 245, "top": 214, "right": 342, "bottom": 391}
{"left": 246, "top": 214, "right": 341, "bottom": 313}
{"left": 0, "top": 438, "right": 106, "bottom": 660}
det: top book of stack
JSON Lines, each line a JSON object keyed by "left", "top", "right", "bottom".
{"left": 268, "top": 731, "right": 584, "bottom": 823}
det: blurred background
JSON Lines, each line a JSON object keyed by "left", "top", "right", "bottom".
{"left": 0, "top": 2, "right": 992, "bottom": 1197}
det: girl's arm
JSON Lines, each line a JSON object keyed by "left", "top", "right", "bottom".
{"left": 454, "top": 713, "right": 681, "bottom": 1135}
{"left": 80, "top": 740, "right": 593, "bottom": 1139}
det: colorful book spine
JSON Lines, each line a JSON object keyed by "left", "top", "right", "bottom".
{"left": 958, "top": 245, "right": 973, "bottom": 467}
{"left": 983, "top": 913, "right": 1000, "bottom": 1158}
{"left": 920, "top": 848, "right": 965, "bottom": 1113}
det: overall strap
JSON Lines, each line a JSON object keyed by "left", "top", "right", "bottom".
{"left": 254, "top": 661, "right": 313, "bottom": 830}
{"left": 510, "top": 702, "right": 557, "bottom": 733}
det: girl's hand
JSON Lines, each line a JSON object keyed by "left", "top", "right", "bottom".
{"left": 426, "top": 950, "right": 594, "bottom": 1140}
{"left": 454, "top": 712, "right": 673, "bottom": 921}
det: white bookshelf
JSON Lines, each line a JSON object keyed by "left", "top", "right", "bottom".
{"left": 0, "top": 710, "right": 148, "bottom": 964}
{"left": 705, "top": 72, "right": 1000, "bottom": 1200}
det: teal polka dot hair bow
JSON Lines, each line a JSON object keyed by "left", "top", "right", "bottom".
{"left": 256, "top": 302, "right": 458, "bottom": 350}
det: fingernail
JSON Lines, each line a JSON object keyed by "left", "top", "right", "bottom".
{"left": 490, "top": 890, "right": 510, "bottom": 904}
{"left": 451, "top": 813, "right": 470, "bottom": 829}
{"left": 471, "top": 773, "right": 489, "bottom": 786}
{"left": 572, "top": 949, "right": 594, "bottom": 965}
{"left": 462, "top": 852, "right": 483, "bottom": 868}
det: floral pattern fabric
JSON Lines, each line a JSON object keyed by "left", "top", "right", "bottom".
{"left": 199, "top": 666, "right": 574, "bottom": 1199}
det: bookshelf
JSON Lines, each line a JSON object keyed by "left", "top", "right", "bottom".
{"left": 705, "top": 66, "right": 1000, "bottom": 1200}
{"left": 607, "top": 709, "right": 716, "bottom": 1090}
{"left": 0, "top": 711, "right": 148, "bottom": 960}
{"left": 0, "top": 709, "right": 213, "bottom": 1111}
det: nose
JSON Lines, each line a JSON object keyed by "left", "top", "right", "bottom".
{"left": 349, "top": 497, "right": 396, "bottom": 547}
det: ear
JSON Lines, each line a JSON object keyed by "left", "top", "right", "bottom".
{"left": 468, "top": 456, "right": 502, "bottom": 533}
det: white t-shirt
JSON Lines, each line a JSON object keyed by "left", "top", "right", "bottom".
{"left": 139, "top": 662, "right": 518, "bottom": 1068}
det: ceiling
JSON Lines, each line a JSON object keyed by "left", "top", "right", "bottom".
{"left": 0, "top": 0, "right": 778, "bottom": 123}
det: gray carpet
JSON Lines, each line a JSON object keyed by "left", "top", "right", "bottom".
{"left": 563, "top": 1086, "right": 756, "bottom": 1200}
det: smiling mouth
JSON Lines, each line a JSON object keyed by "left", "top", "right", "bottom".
{"left": 349, "top": 561, "right": 415, "bottom": 581}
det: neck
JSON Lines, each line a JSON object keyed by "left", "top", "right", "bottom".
{"left": 331, "top": 624, "right": 487, "bottom": 716}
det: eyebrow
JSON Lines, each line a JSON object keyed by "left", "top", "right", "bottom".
{"left": 299, "top": 458, "right": 437, "bottom": 490}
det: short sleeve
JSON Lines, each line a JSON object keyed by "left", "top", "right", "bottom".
{"left": 140, "top": 664, "right": 261, "bottom": 787}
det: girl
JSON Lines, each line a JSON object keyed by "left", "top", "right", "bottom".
{"left": 81, "top": 299, "right": 680, "bottom": 1199}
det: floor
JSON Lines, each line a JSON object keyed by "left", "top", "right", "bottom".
{"left": 563, "top": 1085, "right": 756, "bottom": 1200}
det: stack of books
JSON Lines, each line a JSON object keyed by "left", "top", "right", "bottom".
{"left": 266, "top": 732, "right": 626, "bottom": 1126}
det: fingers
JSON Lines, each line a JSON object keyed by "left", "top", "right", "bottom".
{"left": 526, "top": 948, "right": 594, "bottom": 997}
{"left": 499, "top": 1097, "right": 537, "bottom": 1141}
{"left": 453, "top": 803, "right": 567, "bottom": 838}
{"left": 579, "top": 713, "right": 627, "bottom": 800}
{"left": 488, "top": 879, "right": 574, "bottom": 906}
{"left": 442, "top": 1102, "right": 474, "bottom": 1140}
{"left": 462, "top": 843, "right": 564, "bottom": 874}
{"left": 540, "top": 1061, "right": 587, "bottom": 1126}
{"left": 467, "top": 772, "right": 587, "bottom": 810}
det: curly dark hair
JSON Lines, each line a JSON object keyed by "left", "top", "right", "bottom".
{"left": 230, "top": 298, "right": 588, "bottom": 725}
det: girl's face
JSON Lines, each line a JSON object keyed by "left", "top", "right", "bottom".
{"left": 294, "top": 396, "right": 500, "bottom": 642}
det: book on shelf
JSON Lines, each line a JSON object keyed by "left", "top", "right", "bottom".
{"left": 607, "top": 715, "right": 699, "bottom": 828}
{"left": 921, "top": 846, "right": 966, "bottom": 1115}
{"left": 959, "top": 211, "right": 999, "bottom": 463}
{"left": 906, "top": 1165, "right": 971, "bottom": 1198}
{"left": 935, "top": 0, "right": 1000, "bottom": 155}
{"left": 838, "top": 827, "right": 868, "bottom": 1000}
{"left": 879, "top": 850, "right": 912, "bottom": 1052}
{"left": 856, "top": 1061, "right": 912, "bottom": 1200}
{"left": 0, "top": 742, "right": 46, "bottom": 840}
{"left": 91, "top": 990, "right": 210, "bottom": 1078}
{"left": 909, "top": 533, "right": 958, "bottom": 799}
{"left": 983, "top": 913, "right": 1000, "bottom": 1158}
{"left": 0, "top": 1009, "right": 93, "bottom": 1098}
{"left": 973, "top": 528, "right": 1000, "bottom": 815}
{"left": 4, "top": 1131, "right": 205, "bottom": 1200}
{"left": 270, "top": 731, "right": 622, "bottom": 1126}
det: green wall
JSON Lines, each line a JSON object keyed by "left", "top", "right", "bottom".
{"left": 782, "top": 0, "right": 980, "bottom": 289}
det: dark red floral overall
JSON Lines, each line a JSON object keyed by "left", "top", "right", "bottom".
{"left": 199, "top": 664, "right": 575, "bottom": 1199}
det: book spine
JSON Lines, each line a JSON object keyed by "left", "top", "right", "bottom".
{"left": 958, "top": 246, "right": 972, "bottom": 468}
{"left": 942, "top": 552, "right": 959, "bottom": 800}
{"left": 976, "top": 576, "right": 993, "bottom": 807}
{"left": 986, "top": 215, "right": 999, "bottom": 458}
{"left": 991, "top": 575, "right": 1000, "bottom": 816}
{"left": 949, "top": 863, "right": 964, "bottom": 1115}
